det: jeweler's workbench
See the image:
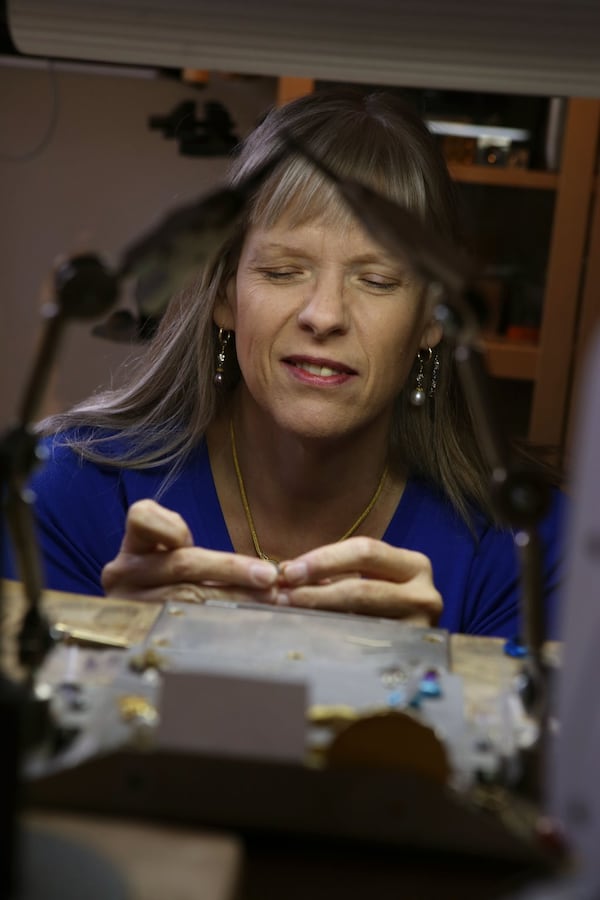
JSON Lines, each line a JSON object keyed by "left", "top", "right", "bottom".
{"left": 1, "top": 579, "right": 529, "bottom": 700}
{"left": 2, "top": 579, "right": 561, "bottom": 900}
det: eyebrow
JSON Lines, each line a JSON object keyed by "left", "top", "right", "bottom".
{"left": 251, "top": 241, "right": 308, "bottom": 256}
{"left": 250, "top": 241, "right": 406, "bottom": 269}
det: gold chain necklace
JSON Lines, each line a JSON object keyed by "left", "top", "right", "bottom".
{"left": 229, "top": 419, "right": 388, "bottom": 563}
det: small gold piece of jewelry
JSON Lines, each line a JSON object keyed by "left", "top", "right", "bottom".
{"left": 128, "top": 648, "right": 167, "bottom": 674}
{"left": 117, "top": 694, "right": 159, "bottom": 725}
{"left": 307, "top": 704, "right": 359, "bottom": 727}
{"left": 229, "top": 419, "right": 388, "bottom": 563}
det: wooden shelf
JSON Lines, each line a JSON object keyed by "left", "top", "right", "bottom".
{"left": 483, "top": 337, "right": 539, "bottom": 380}
{"left": 449, "top": 164, "right": 558, "bottom": 190}
{"left": 276, "top": 82, "right": 600, "bottom": 447}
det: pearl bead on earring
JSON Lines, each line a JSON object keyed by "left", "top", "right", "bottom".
{"left": 409, "top": 348, "right": 432, "bottom": 407}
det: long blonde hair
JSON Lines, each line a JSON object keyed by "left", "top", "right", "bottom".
{"left": 42, "top": 88, "right": 495, "bottom": 523}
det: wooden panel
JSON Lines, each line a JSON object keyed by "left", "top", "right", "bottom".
{"left": 449, "top": 164, "right": 558, "bottom": 191}
{"left": 276, "top": 77, "right": 315, "bottom": 106}
{"left": 566, "top": 172, "right": 600, "bottom": 452}
{"left": 483, "top": 338, "right": 538, "bottom": 381}
{"left": 528, "top": 98, "right": 600, "bottom": 450}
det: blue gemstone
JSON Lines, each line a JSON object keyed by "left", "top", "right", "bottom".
{"left": 504, "top": 637, "right": 528, "bottom": 659}
{"left": 423, "top": 668, "right": 439, "bottom": 681}
{"left": 419, "top": 678, "right": 442, "bottom": 698}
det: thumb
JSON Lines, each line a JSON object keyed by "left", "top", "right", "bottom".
{"left": 121, "top": 499, "right": 194, "bottom": 554}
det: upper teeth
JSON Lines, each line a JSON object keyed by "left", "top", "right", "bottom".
{"left": 298, "top": 362, "right": 340, "bottom": 376}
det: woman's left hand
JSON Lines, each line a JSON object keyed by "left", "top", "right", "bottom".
{"left": 276, "top": 536, "right": 442, "bottom": 624}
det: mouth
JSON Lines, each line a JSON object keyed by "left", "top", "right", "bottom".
{"left": 284, "top": 356, "right": 357, "bottom": 378}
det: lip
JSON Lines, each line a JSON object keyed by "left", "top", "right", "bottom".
{"left": 282, "top": 355, "right": 357, "bottom": 386}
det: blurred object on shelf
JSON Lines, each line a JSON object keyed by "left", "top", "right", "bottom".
{"left": 505, "top": 325, "right": 540, "bottom": 344}
{"left": 181, "top": 68, "right": 210, "bottom": 84}
{"left": 428, "top": 120, "right": 531, "bottom": 169}
{"left": 504, "top": 277, "right": 543, "bottom": 342}
{"left": 472, "top": 262, "right": 543, "bottom": 344}
{"left": 472, "top": 270, "right": 507, "bottom": 335}
{"left": 440, "top": 134, "right": 477, "bottom": 166}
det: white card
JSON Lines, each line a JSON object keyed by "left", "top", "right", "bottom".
{"left": 156, "top": 668, "right": 307, "bottom": 763}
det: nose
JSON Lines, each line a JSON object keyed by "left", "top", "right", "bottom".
{"left": 296, "top": 271, "right": 350, "bottom": 337}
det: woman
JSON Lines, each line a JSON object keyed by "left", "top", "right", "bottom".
{"left": 3, "top": 88, "right": 563, "bottom": 636}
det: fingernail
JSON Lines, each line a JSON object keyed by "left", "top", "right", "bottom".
{"left": 250, "top": 563, "right": 278, "bottom": 587}
{"left": 276, "top": 592, "right": 290, "bottom": 606}
{"left": 281, "top": 561, "right": 308, "bottom": 585}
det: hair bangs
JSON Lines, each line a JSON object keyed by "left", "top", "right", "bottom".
{"left": 249, "top": 157, "right": 355, "bottom": 231}
{"left": 248, "top": 144, "right": 429, "bottom": 236}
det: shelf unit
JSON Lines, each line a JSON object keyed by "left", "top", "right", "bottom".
{"left": 483, "top": 337, "right": 538, "bottom": 381}
{"left": 528, "top": 98, "right": 600, "bottom": 452}
{"left": 448, "top": 164, "right": 558, "bottom": 191}
{"left": 566, "top": 167, "right": 600, "bottom": 454}
{"left": 277, "top": 79, "right": 600, "bottom": 456}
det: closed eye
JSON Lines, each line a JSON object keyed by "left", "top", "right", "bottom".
{"left": 361, "top": 277, "right": 401, "bottom": 292}
{"left": 257, "top": 268, "right": 302, "bottom": 281}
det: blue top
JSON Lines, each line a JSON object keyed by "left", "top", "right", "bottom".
{"left": 1, "top": 433, "right": 565, "bottom": 638}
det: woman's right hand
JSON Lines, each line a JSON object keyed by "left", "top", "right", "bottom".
{"left": 101, "top": 499, "right": 279, "bottom": 604}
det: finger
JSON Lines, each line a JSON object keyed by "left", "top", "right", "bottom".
{"left": 278, "top": 576, "right": 443, "bottom": 624}
{"left": 121, "top": 499, "right": 194, "bottom": 554}
{"left": 102, "top": 546, "right": 279, "bottom": 593}
{"left": 279, "top": 537, "right": 431, "bottom": 585}
{"left": 104, "top": 581, "right": 279, "bottom": 607}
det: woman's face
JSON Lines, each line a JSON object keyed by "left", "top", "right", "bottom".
{"left": 214, "top": 214, "right": 441, "bottom": 441}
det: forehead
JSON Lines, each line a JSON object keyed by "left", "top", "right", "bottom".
{"left": 241, "top": 214, "right": 401, "bottom": 265}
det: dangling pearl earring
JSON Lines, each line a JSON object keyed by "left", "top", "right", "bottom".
{"left": 214, "top": 327, "right": 232, "bottom": 386}
{"left": 429, "top": 348, "right": 440, "bottom": 398}
{"left": 410, "top": 348, "right": 432, "bottom": 407}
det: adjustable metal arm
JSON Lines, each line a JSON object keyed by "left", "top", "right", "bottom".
{"left": 0, "top": 147, "right": 288, "bottom": 899}
{"left": 288, "top": 135, "right": 553, "bottom": 724}
{"left": 1, "top": 255, "right": 120, "bottom": 677}
{"left": 1, "top": 142, "right": 288, "bottom": 678}
{"left": 433, "top": 292, "right": 551, "bottom": 723}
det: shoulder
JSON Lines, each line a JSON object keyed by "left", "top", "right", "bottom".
{"left": 37, "top": 428, "right": 128, "bottom": 466}
{"left": 32, "top": 428, "right": 211, "bottom": 498}
{"left": 30, "top": 431, "right": 136, "bottom": 551}
{"left": 31, "top": 430, "right": 130, "bottom": 496}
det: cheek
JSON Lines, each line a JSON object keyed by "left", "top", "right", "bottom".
{"left": 383, "top": 342, "right": 418, "bottom": 394}
{"left": 233, "top": 281, "right": 295, "bottom": 358}
{"left": 365, "top": 307, "right": 424, "bottom": 385}
{"left": 231, "top": 303, "right": 277, "bottom": 383}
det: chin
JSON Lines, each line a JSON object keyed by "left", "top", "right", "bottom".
{"left": 274, "top": 409, "right": 361, "bottom": 442}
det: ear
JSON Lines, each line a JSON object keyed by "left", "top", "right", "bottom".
{"left": 213, "top": 275, "right": 237, "bottom": 330}
{"left": 419, "top": 317, "right": 443, "bottom": 351}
